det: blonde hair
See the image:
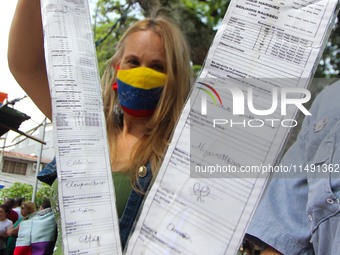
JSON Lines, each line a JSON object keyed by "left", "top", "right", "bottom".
{"left": 22, "top": 201, "right": 37, "bottom": 215}
{"left": 102, "top": 16, "right": 192, "bottom": 185}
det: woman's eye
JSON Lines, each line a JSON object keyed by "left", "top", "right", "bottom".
{"left": 127, "top": 59, "right": 139, "bottom": 67}
{"left": 151, "top": 64, "right": 165, "bottom": 73}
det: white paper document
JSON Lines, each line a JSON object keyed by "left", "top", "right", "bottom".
{"left": 126, "top": 0, "right": 339, "bottom": 254}
{"left": 41, "top": 0, "right": 121, "bottom": 254}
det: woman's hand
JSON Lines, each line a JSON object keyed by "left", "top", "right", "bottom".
{"left": 7, "top": 226, "right": 19, "bottom": 237}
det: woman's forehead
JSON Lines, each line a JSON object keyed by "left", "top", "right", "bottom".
{"left": 123, "top": 30, "right": 165, "bottom": 57}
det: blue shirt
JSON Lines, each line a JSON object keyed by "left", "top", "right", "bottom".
{"left": 246, "top": 80, "right": 340, "bottom": 255}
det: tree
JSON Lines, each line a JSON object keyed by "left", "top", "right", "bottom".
{"left": 93, "top": 0, "right": 140, "bottom": 74}
{"left": 0, "top": 182, "right": 52, "bottom": 207}
{"left": 0, "top": 183, "right": 32, "bottom": 203}
{"left": 92, "top": 1, "right": 339, "bottom": 80}
{"left": 315, "top": 14, "right": 340, "bottom": 78}
{"left": 93, "top": 0, "right": 231, "bottom": 74}
{"left": 35, "top": 183, "right": 53, "bottom": 206}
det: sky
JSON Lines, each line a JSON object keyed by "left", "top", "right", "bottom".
{"left": 0, "top": 1, "right": 46, "bottom": 144}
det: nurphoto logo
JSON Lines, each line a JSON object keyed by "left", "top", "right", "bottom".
{"left": 196, "top": 81, "right": 311, "bottom": 128}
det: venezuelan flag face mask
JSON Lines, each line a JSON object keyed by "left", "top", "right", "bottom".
{"left": 116, "top": 67, "right": 167, "bottom": 117}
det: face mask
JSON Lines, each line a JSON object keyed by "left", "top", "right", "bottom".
{"left": 115, "top": 67, "right": 166, "bottom": 117}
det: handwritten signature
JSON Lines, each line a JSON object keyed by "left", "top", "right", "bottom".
{"left": 192, "top": 142, "right": 241, "bottom": 168}
{"left": 65, "top": 180, "right": 106, "bottom": 189}
{"left": 67, "top": 159, "right": 89, "bottom": 166}
{"left": 70, "top": 207, "right": 96, "bottom": 214}
{"left": 167, "top": 223, "right": 191, "bottom": 241}
{"left": 192, "top": 182, "right": 210, "bottom": 203}
{"left": 79, "top": 234, "right": 101, "bottom": 248}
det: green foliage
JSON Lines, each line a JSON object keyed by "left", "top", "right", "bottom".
{"left": 91, "top": 0, "right": 339, "bottom": 78}
{"left": 192, "top": 64, "right": 203, "bottom": 78}
{"left": 93, "top": 0, "right": 141, "bottom": 75}
{"left": 92, "top": 0, "right": 232, "bottom": 73}
{"left": 0, "top": 182, "right": 52, "bottom": 207}
{"left": 0, "top": 183, "right": 33, "bottom": 203}
{"left": 182, "top": 0, "right": 230, "bottom": 28}
{"left": 35, "top": 183, "right": 53, "bottom": 206}
{"left": 315, "top": 15, "right": 340, "bottom": 78}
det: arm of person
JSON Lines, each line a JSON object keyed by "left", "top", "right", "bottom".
{"left": 246, "top": 82, "right": 340, "bottom": 254}
{"left": 7, "top": 225, "right": 19, "bottom": 237}
{"left": 8, "top": 0, "right": 52, "bottom": 120}
{"left": 0, "top": 232, "right": 9, "bottom": 240}
{"left": 245, "top": 143, "right": 311, "bottom": 254}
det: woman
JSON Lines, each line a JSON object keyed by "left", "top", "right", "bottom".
{"left": 8, "top": 0, "right": 192, "bottom": 252}
{"left": 0, "top": 204, "right": 13, "bottom": 255}
{"left": 6, "top": 202, "right": 37, "bottom": 255}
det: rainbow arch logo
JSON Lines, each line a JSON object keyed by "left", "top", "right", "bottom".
{"left": 196, "top": 82, "right": 223, "bottom": 106}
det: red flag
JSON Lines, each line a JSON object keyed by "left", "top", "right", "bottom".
{"left": 0, "top": 92, "right": 8, "bottom": 103}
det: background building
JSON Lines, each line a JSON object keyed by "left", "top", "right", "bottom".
{"left": 0, "top": 122, "right": 54, "bottom": 188}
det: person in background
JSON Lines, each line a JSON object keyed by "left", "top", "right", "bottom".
{"left": 8, "top": 0, "right": 192, "bottom": 253}
{"left": 3, "top": 200, "right": 17, "bottom": 225}
{"left": 0, "top": 204, "right": 13, "bottom": 255}
{"left": 6, "top": 202, "right": 37, "bottom": 255}
{"left": 246, "top": 80, "right": 340, "bottom": 255}
{"left": 11, "top": 199, "right": 23, "bottom": 221}
{"left": 39, "top": 198, "right": 51, "bottom": 210}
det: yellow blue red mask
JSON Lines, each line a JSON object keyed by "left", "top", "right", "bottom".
{"left": 115, "top": 67, "right": 166, "bottom": 117}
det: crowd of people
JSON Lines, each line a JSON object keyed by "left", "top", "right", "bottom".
{"left": 0, "top": 198, "right": 51, "bottom": 255}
